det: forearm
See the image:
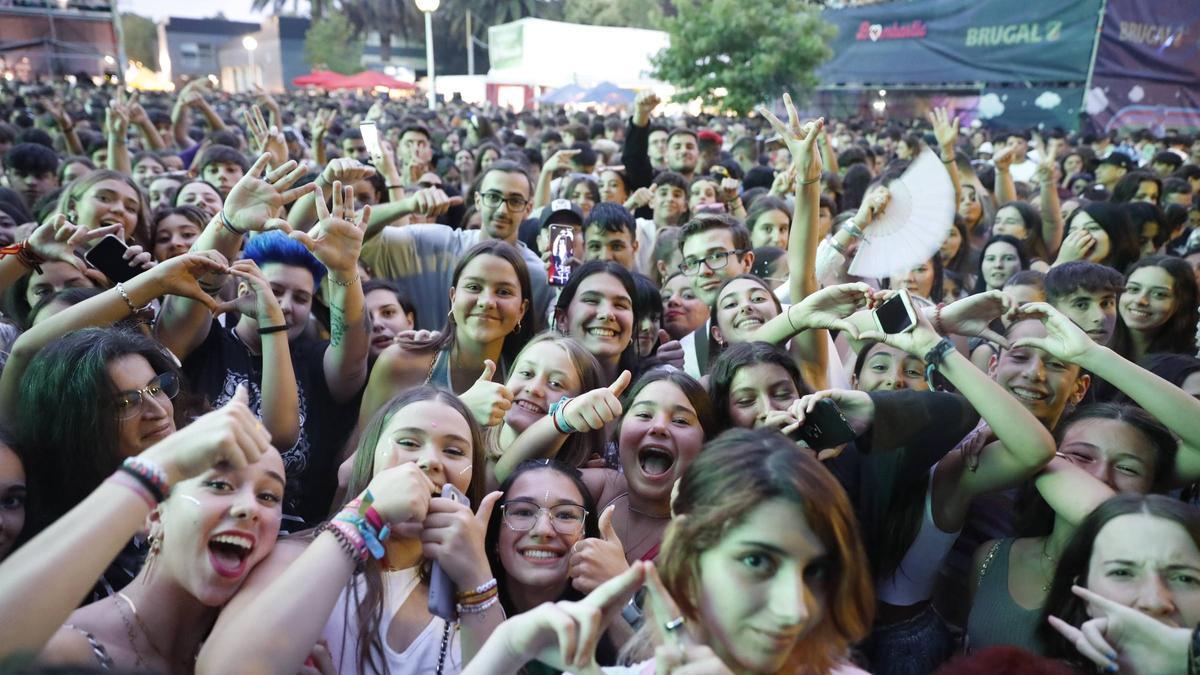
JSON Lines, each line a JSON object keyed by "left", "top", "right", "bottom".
{"left": 495, "top": 416, "right": 570, "bottom": 484}
{"left": 621, "top": 120, "right": 652, "bottom": 190}
{"left": 107, "top": 136, "right": 131, "bottom": 175}
{"left": 459, "top": 606, "right": 507, "bottom": 664}
{"left": 287, "top": 190, "right": 321, "bottom": 233}
{"left": 195, "top": 99, "right": 227, "bottom": 132}
{"left": 534, "top": 171, "right": 554, "bottom": 211}
{"left": 259, "top": 330, "right": 300, "bottom": 450}
{"left": 137, "top": 119, "right": 166, "bottom": 151}
{"left": 197, "top": 534, "right": 353, "bottom": 675}
{"left": 1039, "top": 179, "right": 1064, "bottom": 254}
{"left": 941, "top": 147, "right": 962, "bottom": 209}
{"left": 61, "top": 126, "right": 84, "bottom": 156}
{"left": 363, "top": 198, "right": 420, "bottom": 239}
{"left": 994, "top": 168, "right": 1015, "bottom": 204}
{"left": 313, "top": 135, "right": 327, "bottom": 167}
{"left": 788, "top": 179, "right": 826, "bottom": 388}
{"left": 323, "top": 274, "right": 369, "bottom": 403}
{"left": 820, "top": 136, "right": 839, "bottom": 175}
{"left": 0, "top": 482, "right": 148, "bottom": 660}
{"left": 171, "top": 106, "right": 192, "bottom": 149}
{"left": 0, "top": 256, "right": 32, "bottom": 299}
{"left": 1035, "top": 457, "right": 1113, "bottom": 525}
{"left": 459, "top": 625, "right": 525, "bottom": 675}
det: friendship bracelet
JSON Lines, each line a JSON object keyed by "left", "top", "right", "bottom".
{"left": 350, "top": 491, "right": 387, "bottom": 534}
{"left": 456, "top": 595, "right": 500, "bottom": 615}
{"left": 108, "top": 471, "right": 158, "bottom": 509}
{"left": 456, "top": 586, "right": 499, "bottom": 605}
{"left": 327, "top": 273, "right": 360, "bottom": 287}
{"left": 257, "top": 324, "right": 289, "bottom": 335}
{"left": 0, "top": 241, "right": 46, "bottom": 274}
{"left": 119, "top": 457, "right": 170, "bottom": 503}
{"left": 318, "top": 521, "right": 367, "bottom": 566}
{"left": 549, "top": 396, "right": 576, "bottom": 434}
{"left": 333, "top": 506, "right": 390, "bottom": 560}
{"left": 455, "top": 578, "right": 498, "bottom": 602}
{"left": 220, "top": 210, "right": 246, "bottom": 237}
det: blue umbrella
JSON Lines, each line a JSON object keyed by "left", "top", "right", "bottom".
{"left": 539, "top": 83, "right": 588, "bottom": 104}
{"left": 581, "top": 81, "right": 637, "bottom": 106}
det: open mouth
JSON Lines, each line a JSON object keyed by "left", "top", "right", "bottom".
{"left": 637, "top": 445, "right": 676, "bottom": 479}
{"left": 208, "top": 531, "right": 255, "bottom": 579}
{"left": 514, "top": 399, "right": 547, "bottom": 415}
{"left": 518, "top": 547, "right": 565, "bottom": 563}
{"left": 1125, "top": 308, "right": 1154, "bottom": 321}
{"left": 1010, "top": 386, "right": 1049, "bottom": 403}
{"left": 734, "top": 315, "right": 764, "bottom": 330}
{"left": 586, "top": 326, "right": 619, "bottom": 339}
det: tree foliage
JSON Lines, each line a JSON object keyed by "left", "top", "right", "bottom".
{"left": 562, "top": 0, "right": 664, "bottom": 28}
{"left": 120, "top": 13, "right": 158, "bottom": 70}
{"left": 650, "top": 0, "right": 835, "bottom": 116}
{"left": 304, "top": 14, "right": 364, "bottom": 74}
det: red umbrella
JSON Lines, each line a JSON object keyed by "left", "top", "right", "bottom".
{"left": 291, "top": 70, "right": 346, "bottom": 88}
{"left": 329, "top": 70, "right": 416, "bottom": 90}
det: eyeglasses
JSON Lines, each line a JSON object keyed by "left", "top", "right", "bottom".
{"left": 501, "top": 500, "right": 588, "bottom": 534}
{"left": 480, "top": 191, "right": 530, "bottom": 211}
{"left": 114, "top": 372, "right": 179, "bottom": 419}
{"left": 678, "top": 250, "right": 747, "bottom": 276}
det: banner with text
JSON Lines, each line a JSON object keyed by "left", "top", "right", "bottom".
{"left": 818, "top": 0, "right": 1103, "bottom": 86}
{"left": 1086, "top": 0, "right": 1200, "bottom": 132}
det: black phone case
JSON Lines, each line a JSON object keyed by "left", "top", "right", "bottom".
{"left": 794, "top": 399, "right": 857, "bottom": 450}
{"left": 84, "top": 236, "right": 140, "bottom": 283}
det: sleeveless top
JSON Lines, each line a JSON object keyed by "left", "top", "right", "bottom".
{"left": 425, "top": 346, "right": 454, "bottom": 390}
{"left": 875, "top": 470, "right": 962, "bottom": 607}
{"left": 321, "top": 566, "right": 463, "bottom": 675}
{"left": 965, "top": 538, "right": 1045, "bottom": 655}
{"left": 64, "top": 624, "right": 114, "bottom": 670}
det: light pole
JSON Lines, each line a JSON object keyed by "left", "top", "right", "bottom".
{"left": 414, "top": 0, "right": 439, "bottom": 110}
{"left": 242, "top": 35, "right": 258, "bottom": 91}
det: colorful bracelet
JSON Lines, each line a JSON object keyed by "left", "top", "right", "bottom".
{"left": 318, "top": 521, "right": 368, "bottom": 565}
{"left": 0, "top": 241, "right": 46, "bottom": 274}
{"left": 549, "top": 396, "right": 576, "bottom": 434}
{"left": 119, "top": 457, "right": 170, "bottom": 503}
{"left": 108, "top": 471, "right": 157, "bottom": 509}
{"left": 456, "top": 594, "right": 500, "bottom": 615}
{"left": 455, "top": 578, "right": 498, "bottom": 602}
{"left": 333, "top": 495, "right": 390, "bottom": 560}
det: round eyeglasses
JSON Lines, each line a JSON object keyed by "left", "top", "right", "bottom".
{"left": 501, "top": 500, "right": 588, "bottom": 535}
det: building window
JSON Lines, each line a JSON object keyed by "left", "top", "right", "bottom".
{"left": 179, "top": 42, "right": 213, "bottom": 69}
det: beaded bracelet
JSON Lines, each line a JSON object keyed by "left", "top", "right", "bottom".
{"left": 115, "top": 282, "right": 153, "bottom": 315}
{"left": 327, "top": 273, "right": 360, "bottom": 288}
{"left": 549, "top": 396, "right": 576, "bottom": 435}
{"left": 455, "top": 578, "right": 498, "bottom": 602}
{"left": 456, "top": 594, "right": 500, "bottom": 615}
{"left": 119, "top": 457, "right": 170, "bottom": 503}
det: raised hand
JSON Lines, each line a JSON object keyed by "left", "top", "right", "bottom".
{"left": 319, "top": 157, "right": 376, "bottom": 188}
{"left": 176, "top": 79, "right": 211, "bottom": 108}
{"left": 633, "top": 91, "right": 661, "bottom": 127}
{"left": 143, "top": 250, "right": 229, "bottom": 313}
{"left": 568, "top": 505, "right": 631, "bottom": 593}
{"left": 854, "top": 185, "right": 891, "bottom": 230}
{"left": 1053, "top": 227, "right": 1098, "bottom": 265}
{"left": 769, "top": 165, "right": 797, "bottom": 197}
{"left": 935, "top": 290, "right": 1018, "bottom": 345}
{"left": 792, "top": 282, "right": 874, "bottom": 336}
{"left": 289, "top": 181, "right": 368, "bottom": 279}
{"left": 243, "top": 104, "right": 288, "bottom": 170}
{"left": 542, "top": 149, "right": 581, "bottom": 177}
{"left": 625, "top": 185, "right": 654, "bottom": 211}
{"left": 223, "top": 155, "right": 311, "bottom": 235}
{"left": 372, "top": 138, "right": 401, "bottom": 185}
{"left": 310, "top": 108, "right": 334, "bottom": 142}
{"left": 139, "top": 384, "right": 272, "bottom": 486}
{"left": 758, "top": 93, "right": 824, "bottom": 183}
{"left": 105, "top": 95, "right": 130, "bottom": 139}
{"left": 561, "top": 370, "right": 630, "bottom": 432}
{"left": 927, "top": 107, "right": 960, "bottom": 156}
{"left": 992, "top": 144, "right": 1017, "bottom": 172}
{"left": 856, "top": 290, "right": 944, "bottom": 358}
{"left": 363, "top": 462, "right": 435, "bottom": 528}
{"left": 228, "top": 258, "right": 284, "bottom": 322}
{"left": 403, "top": 186, "right": 461, "bottom": 220}
{"left": 126, "top": 93, "right": 152, "bottom": 129}
{"left": 1009, "top": 302, "right": 1097, "bottom": 364}
{"left": 421, "top": 491, "right": 502, "bottom": 587}
{"left": 718, "top": 177, "right": 741, "bottom": 204}
{"left": 459, "top": 359, "right": 514, "bottom": 427}
{"left": 26, "top": 214, "right": 121, "bottom": 270}
{"left": 40, "top": 97, "right": 73, "bottom": 131}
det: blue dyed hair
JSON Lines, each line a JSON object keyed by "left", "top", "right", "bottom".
{"left": 244, "top": 232, "right": 327, "bottom": 289}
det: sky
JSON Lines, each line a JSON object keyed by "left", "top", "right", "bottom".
{"left": 117, "top": 0, "right": 305, "bottom": 23}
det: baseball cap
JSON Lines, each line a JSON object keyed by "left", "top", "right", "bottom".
{"left": 539, "top": 198, "right": 583, "bottom": 229}
{"left": 1099, "top": 152, "right": 1136, "bottom": 171}
{"left": 977, "top": 142, "right": 994, "bottom": 156}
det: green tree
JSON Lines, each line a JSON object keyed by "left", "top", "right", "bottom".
{"left": 562, "top": 0, "right": 664, "bottom": 28}
{"left": 650, "top": 0, "right": 834, "bottom": 116}
{"left": 304, "top": 14, "right": 364, "bottom": 74}
{"left": 120, "top": 13, "right": 158, "bottom": 70}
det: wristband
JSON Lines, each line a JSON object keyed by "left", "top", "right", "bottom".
{"left": 115, "top": 282, "right": 152, "bottom": 315}
{"left": 385, "top": 183, "right": 403, "bottom": 189}
{"left": 257, "top": 324, "right": 289, "bottom": 335}
{"left": 933, "top": 303, "right": 947, "bottom": 336}
{"left": 318, "top": 521, "right": 368, "bottom": 565}
{"left": 327, "top": 273, "right": 360, "bottom": 287}
{"left": 827, "top": 237, "right": 849, "bottom": 257}
{"left": 119, "top": 457, "right": 170, "bottom": 503}
{"left": 5, "top": 241, "right": 45, "bottom": 274}
{"left": 220, "top": 210, "right": 246, "bottom": 237}
{"left": 549, "top": 396, "right": 576, "bottom": 434}
{"left": 108, "top": 472, "right": 158, "bottom": 509}
{"left": 843, "top": 220, "right": 866, "bottom": 240}
{"left": 923, "top": 338, "right": 956, "bottom": 391}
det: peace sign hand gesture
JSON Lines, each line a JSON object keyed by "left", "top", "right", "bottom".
{"left": 758, "top": 93, "right": 824, "bottom": 183}
{"left": 289, "top": 181, "right": 369, "bottom": 278}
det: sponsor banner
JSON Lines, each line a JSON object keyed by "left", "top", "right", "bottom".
{"left": 818, "top": 0, "right": 1103, "bottom": 85}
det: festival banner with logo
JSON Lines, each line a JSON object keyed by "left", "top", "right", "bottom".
{"left": 1086, "top": 0, "right": 1200, "bottom": 132}
{"left": 817, "top": 0, "right": 1103, "bottom": 85}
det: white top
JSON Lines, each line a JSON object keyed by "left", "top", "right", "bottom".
{"left": 874, "top": 469, "right": 962, "bottom": 606}
{"left": 321, "top": 566, "right": 463, "bottom": 675}
{"left": 596, "top": 660, "right": 871, "bottom": 674}
{"left": 634, "top": 217, "right": 658, "bottom": 277}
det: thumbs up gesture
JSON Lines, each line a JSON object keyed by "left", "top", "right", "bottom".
{"left": 559, "top": 370, "right": 631, "bottom": 432}
{"left": 568, "top": 505, "right": 632, "bottom": 593}
{"left": 460, "top": 359, "right": 515, "bottom": 427}
{"left": 421, "top": 490, "right": 503, "bottom": 589}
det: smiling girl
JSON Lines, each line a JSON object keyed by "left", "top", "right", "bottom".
{"left": 1110, "top": 255, "right": 1199, "bottom": 364}
{"left": 554, "top": 261, "right": 639, "bottom": 386}
{"left": 54, "top": 170, "right": 152, "bottom": 247}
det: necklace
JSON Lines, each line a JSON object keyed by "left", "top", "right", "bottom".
{"left": 116, "top": 592, "right": 165, "bottom": 668}
{"left": 1039, "top": 539, "right": 1060, "bottom": 593}
{"left": 613, "top": 494, "right": 670, "bottom": 556}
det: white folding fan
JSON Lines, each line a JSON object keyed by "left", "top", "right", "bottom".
{"left": 847, "top": 149, "right": 955, "bottom": 279}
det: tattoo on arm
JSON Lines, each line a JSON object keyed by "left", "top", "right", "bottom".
{"left": 331, "top": 303, "right": 346, "bottom": 347}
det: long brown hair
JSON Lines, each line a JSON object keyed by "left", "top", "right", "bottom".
{"left": 655, "top": 428, "right": 874, "bottom": 673}
{"left": 339, "top": 386, "right": 487, "bottom": 675}
{"left": 55, "top": 169, "right": 152, "bottom": 246}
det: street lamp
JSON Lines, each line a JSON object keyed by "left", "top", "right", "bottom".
{"left": 242, "top": 36, "right": 258, "bottom": 91}
{"left": 414, "top": 0, "right": 439, "bottom": 110}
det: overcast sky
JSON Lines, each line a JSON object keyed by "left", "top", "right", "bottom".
{"left": 118, "top": 0, "right": 306, "bottom": 23}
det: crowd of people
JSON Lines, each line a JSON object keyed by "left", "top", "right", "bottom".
{"left": 0, "top": 75, "right": 1198, "bottom": 675}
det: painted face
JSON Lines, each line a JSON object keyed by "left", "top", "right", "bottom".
{"left": 652, "top": 185, "right": 687, "bottom": 226}
{"left": 725, "top": 362, "right": 799, "bottom": 429}
{"left": 1058, "top": 418, "right": 1159, "bottom": 494}
{"left": 504, "top": 341, "right": 583, "bottom": 433}
{"left": 617, "top": 380, "right": 705, "bottom": 505}
{"left": 1055, "top": 290, "right": 1118, "bottom": 344}
{"left": 714, "top": 278, "right": 779, "bottom": 345}
{"left": 981, "top": 241, "right": 1022, "bottom": 291}
{"left": 689, "top": 179, "right": 719, "bottom": 208}
{"left": 177, "top": 181, "right": 223, "bottom": 219}
{"left": 569, "top": 183, "right": 597, "bottom": 220}
{"left": 668, "top": 134, "right": 699, "bottom": 174}
{"left": 373, "top": 399, "right": 474, "bottom": 494}
{"left": 557, "top": 272, "right": 634, "bottom": 362}
{"left": 854, "top": 342, "right": 928, "bottom": 392}
{"left": 990, "top": 320, "right": 1084, "bottom": 427}
{"left": 108, "top": 354, "right": 177, "bottom": 458}
{"left": 1068, "top": 211, "right": 1113, "bottom": 264}
{"left": 153, "top": 213, "right": 202, "bottom": 262}
{"left": 598, "top": 170, "right": 628, "bottom": 204}
{"left": 940, "top": 225, "right": 963, "bottom": 264}
{"left": 157, "top": 450, "right": 284, "bottom": 605}
{"left": 449, "top": 253, "right": 528, "bottom": 347}
{"left": 583, "top": 224, "right": 637, "bottom": 271}
{"left": 133, "top": 156, "right": 165, "bottom": 188}
{"left": 365, "top": 288, "right": 414, "bottom": 358}
{"left": 0, "top": 444, "right": 25, "bottom": 560}
{"left": 993, "top": 206, "right": 1028, "bottom": 242}
{"left": 695, "top": 498, "right": 830, "bottom": 674}
{"left": 74, "top": 178, "right": 140, "bottom": 239}
{"left": 244, "top": 263, "right": 316, "bottom": 341}
{"left": 681, "top": 229, "right": 753, "bottom": 306}
{"left": 750, "top": 209, "right": 789, "bottom": 250}
{"left": 474, "top": 170, "right": 532, "bottom": 243}
{"left": 202, "top": 161, "right": 244, "bottom": 196}
{"left": 661, "top": 274, "right": 710, "bottom": 340}
{"left": 497, "top": 469, "right": 587, "bottom": 589}
{"left": 1086, "top": 514, "right": 1200, "bottom": 629}
{"left": 890, "top": 259, "right": 936, "bottom": 299}
{"left": 148, "top": 177, "right": 183, "bottom": 213}
{"left": 25, "top": 260, "right": 94, "bottom": 308}
{"left": 1120, "top": 266, "right": 1176, "bottom": 333}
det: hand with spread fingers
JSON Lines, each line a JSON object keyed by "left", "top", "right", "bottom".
{"left": 243, "top": 104, "right": 288, "bottom": 170}
{"left": 1006, "top": 302, "right": 1097, "bottom": 365}
{"left": 927, "top": 107, "right": 960, "bottom": 158}
{"left": 289, "top": 181, "right": 368, "bottom": 281}
{"left": 228, "top": 258, "right": 285, "bottom": 325}
{"left": 26, "top": 214, "right": 122, "bottom": 270}
{"left": 223, "top": 155, "right": 312, "bottom": 235}
{"left": 143, "top": 250, "right": 230, "bottom": 313}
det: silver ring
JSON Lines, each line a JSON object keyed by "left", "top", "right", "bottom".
{"left": 663, "top": 616, "right": 685, "bottom": 633}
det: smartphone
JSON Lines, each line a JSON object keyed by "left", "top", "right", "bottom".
{"left": 791, "top": 399, "right": 857, "bottom": 450}
{"left": 359, "top": 120, "right": 382, "bottom": 159}
{"left": 548, "top": 223, "right": 574, "bottom": 286}
{"left": 428, "top": 483, "right": 470, "bottom": 620}
{"left": 873, "top": 289, "right": 917, "bottom": 334}
{"left": 84, "top": 235, "right": 140, "bottom": 283}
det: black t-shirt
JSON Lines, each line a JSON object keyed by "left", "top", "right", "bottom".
{"left": 183, "top": 321, "right": 360, "bottom": 529}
